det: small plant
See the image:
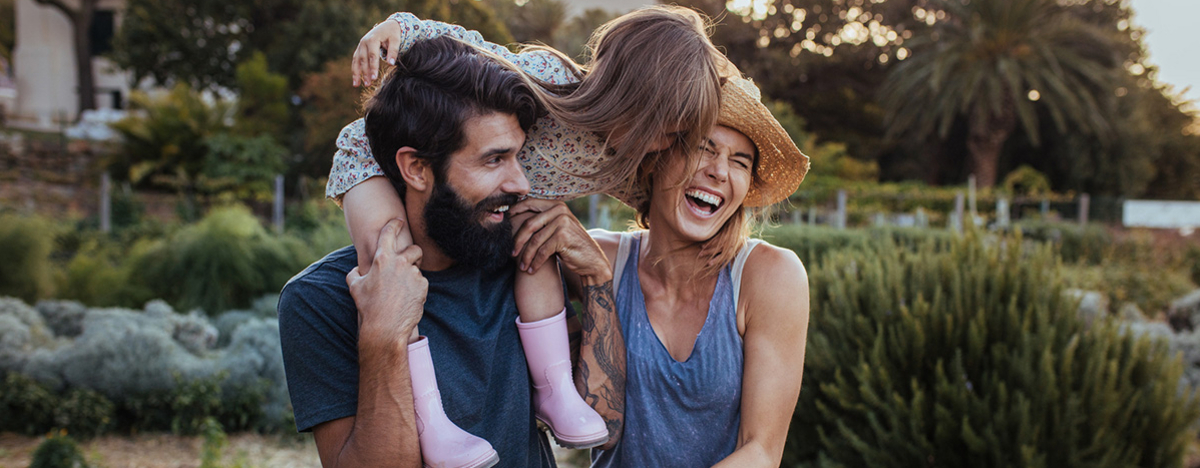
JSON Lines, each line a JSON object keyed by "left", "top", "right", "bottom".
{"left": 29, "top": 430, "right": 88, "bottom": 468}
{"left": 199, "top": 418, "right": 227, "bottom": 468}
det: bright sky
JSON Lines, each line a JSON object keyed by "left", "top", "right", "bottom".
{"left": 1130, "top": 0, "right": 1200, "bottom": 108}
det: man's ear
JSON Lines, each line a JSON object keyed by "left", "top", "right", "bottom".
{"left": 395, "top": 147, "right": 431, "bottom": 192}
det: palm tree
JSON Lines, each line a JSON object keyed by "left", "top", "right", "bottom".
{"left": 881, "top": 0, "right": 1118, "bottom": 187}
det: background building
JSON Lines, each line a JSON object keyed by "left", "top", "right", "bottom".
{"left": 10, "top": 0, "right": 129, "bottom": 129}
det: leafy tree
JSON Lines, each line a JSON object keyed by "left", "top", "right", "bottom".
{"left": 296, "top": 57, "right": 363, "bottom": 179}
{"left": 554, "top": 8, "right": 617, "bottom": 60}
{"left": 487, "top": 0, "right": 566, "bottom": 45}
{"left": 233, "top": 52, "right": 289, "bottom": 142}
{"left": 112, "top": 0, "right": 512, "bottom": 91}
{"left": 109, "top": 82, "right": 287, "bottom": 210}
{"left": 880, "top": 0, "right": 1119, "bottom": 188}
{"left": 682, "top": 0, "right": 1196, "bottom": 196}
{"left": 109, "top": 84, "right": 229, "bottom": 212}
{"left": 32, "top": 0, "right": 101, "bottom": 115}
{"left": 202, "top": 134, "right": 288, "bottom": 203}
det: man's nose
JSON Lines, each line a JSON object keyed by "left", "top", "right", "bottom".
{"left": 501, "top": 158, "right": 531, "bottom": 196}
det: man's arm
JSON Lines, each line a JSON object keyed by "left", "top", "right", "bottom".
{"left": 313, "top": 220, "right": 428, "bottom": 468}
{"left": 512, "top": 200, "right": 626, "bottom": 450}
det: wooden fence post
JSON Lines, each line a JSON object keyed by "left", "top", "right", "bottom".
{"left": 100, "top": 173, "right": 111, "bottom": 233}
{"left": 273, "top": 174, "right": 285, "bottom": 234}
{"left": 1079, "top": 194, "right": 1090, "bottom": 225}
{"left": 836, "top": 190, "right": 847, "bottom": 230}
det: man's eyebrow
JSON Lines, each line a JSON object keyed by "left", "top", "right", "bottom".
{"left": 478, "top": 147, "right": 515, "bottom": 160}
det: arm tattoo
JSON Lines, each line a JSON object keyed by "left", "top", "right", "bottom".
{"left": 575, "top": 280, "right": 626, "bottom": 446}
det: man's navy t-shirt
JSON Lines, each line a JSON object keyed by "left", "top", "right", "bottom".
{"left": 277, "top": 246, "right": 556, "bottom": 468}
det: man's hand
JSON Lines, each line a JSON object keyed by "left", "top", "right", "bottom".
{"left": 346, "top": 219, "right": 426, "bottom": 344}
{"left": 352, "top": 18, "right": 405, "bottom": 87}
{"left": 510, "top": 199, "right": 611, "bottom": 281}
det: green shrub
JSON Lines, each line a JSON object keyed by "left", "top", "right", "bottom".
{"left": 760, "top": 225, "right": 954, "bottom": 265}
{"left": 0, "top": 214, "right": 55, "bottom": 302}
{"left": 53, "top": 388, "right": 115, "bottom": 439}
{"left": 784, "top": 234, "right": 1200, "bottom": 467}
{"left": 55, "top": 241, "right": 133, "bottom": 307}
{"left": 1061, "top": 262, "right": 1196, "bottom": 315}
{"left": 127, "top": 205, "right": 307, "bottom": 314}
{"left": 118, "top": 371, "right": 267, "bottom": 435}
{"left": 0, "top": 372, "right": 56, "bottom": 434}
{"left": 1013, "top": 220, "right": 1111, "bottom": 264}
{"left": 29, "top": 431, "right": 88, "bottom": 468}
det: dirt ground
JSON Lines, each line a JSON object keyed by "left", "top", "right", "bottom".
{"left": 0, "top": 432, "right": 587, "bottom": 468}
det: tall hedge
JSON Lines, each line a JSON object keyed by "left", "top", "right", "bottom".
{"left": 785, "top": 234, "right": 1200, "bottom": 467}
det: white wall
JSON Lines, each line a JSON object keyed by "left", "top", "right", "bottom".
{"left": 11, "top": 0, "right": 130, "bottom": 129}
{"left": 1123, "top": 200, "right": 1200, "bottom": 229}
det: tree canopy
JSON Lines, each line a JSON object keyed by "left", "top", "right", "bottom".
{"left": 677, "top": 0, "right": 1199, "bottom": 198}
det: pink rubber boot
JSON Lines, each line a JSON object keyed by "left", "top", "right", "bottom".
{"left": 516, "top": 310, "right": 609, "bottom": 449}
{"left": 408, "top": 337, "right": 499, "bottom": 468}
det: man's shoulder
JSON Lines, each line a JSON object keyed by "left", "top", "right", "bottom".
{"left": 279, "top": 246, "right": 358, "bottom": 314}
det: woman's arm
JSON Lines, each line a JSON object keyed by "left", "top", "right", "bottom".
{"left": 713, "top": 244, "right": 810, "bottom": 467}
{"left": 352, "top": 12, "right": 581, "bottom": 88}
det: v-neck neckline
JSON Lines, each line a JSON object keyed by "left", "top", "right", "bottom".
{"left": 631, "top": 234, "right": 721, "bottom": 364}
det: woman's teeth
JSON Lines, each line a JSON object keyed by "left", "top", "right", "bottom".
{"left": 685, "top": 189, "right": 723, "bottom": 212}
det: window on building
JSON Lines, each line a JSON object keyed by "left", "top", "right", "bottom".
{"left": 90, "top": 10, "right": 114, "bottom": 56}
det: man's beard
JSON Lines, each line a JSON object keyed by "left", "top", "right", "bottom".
{"left": 423, "top": 181, "right": 519, "bottom": 271}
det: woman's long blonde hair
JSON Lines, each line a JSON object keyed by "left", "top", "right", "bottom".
{"left": 520, "top": 5, "right": 729, "bottom": 195}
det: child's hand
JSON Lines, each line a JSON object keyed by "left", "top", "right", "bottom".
{"left": 352, "top": 19, "right": 404, "bottom": 87}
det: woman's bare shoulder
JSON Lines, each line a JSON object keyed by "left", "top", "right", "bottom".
{"left": 741, "top": 241, "right": 809, "bottom": 322}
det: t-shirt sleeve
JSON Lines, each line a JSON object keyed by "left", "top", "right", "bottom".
{"left": 277, "top": 263, "right": 361, "bottom": 432}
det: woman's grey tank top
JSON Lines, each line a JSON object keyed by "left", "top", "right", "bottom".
{"left": 591, "top": 232, "right": 760, "bottom": 467}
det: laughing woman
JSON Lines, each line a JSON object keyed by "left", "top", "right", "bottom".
{"left": 510, "top": 76, "right": 812, "bottom": 467}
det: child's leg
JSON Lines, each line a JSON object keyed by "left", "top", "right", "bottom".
{"left": 515, "top": 258, "right": 565, "bottom": 323}
{"left": 514, "top": 257, "right": 608, "bottom": 449}
{"left": 343, "top": 177, "right": 409, "bottom": 274}
{"left": 355, "top": 196, "right": 494, "bottom": 467}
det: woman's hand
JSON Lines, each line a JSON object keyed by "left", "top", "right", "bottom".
{"left": 352, "top": 19, "right": 404, "bottom": 87}
{"left": 510, "top": 199, "right": 611, "bottom": 282}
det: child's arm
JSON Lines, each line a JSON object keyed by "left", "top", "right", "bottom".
{"left": 352, "top": 12, "right": 582, "bottom": 89}
{"left": 327, "top": 119, "right": 411, "bottom": 273}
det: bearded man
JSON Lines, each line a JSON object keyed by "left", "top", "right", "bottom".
{"left": 277, "top": 37, "right": 623, "bottom": 468}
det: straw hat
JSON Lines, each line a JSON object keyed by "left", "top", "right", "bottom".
{"left": 607, "top": 76, "right": 809, "bottom": 209}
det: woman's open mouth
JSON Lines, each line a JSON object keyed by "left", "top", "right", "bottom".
{"left": 685, "top": 188, "right": 724, "bottom": 216}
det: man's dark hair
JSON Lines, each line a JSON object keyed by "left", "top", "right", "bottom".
{"left": 364, "top": 37, "right": 542, "bottom": 197}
